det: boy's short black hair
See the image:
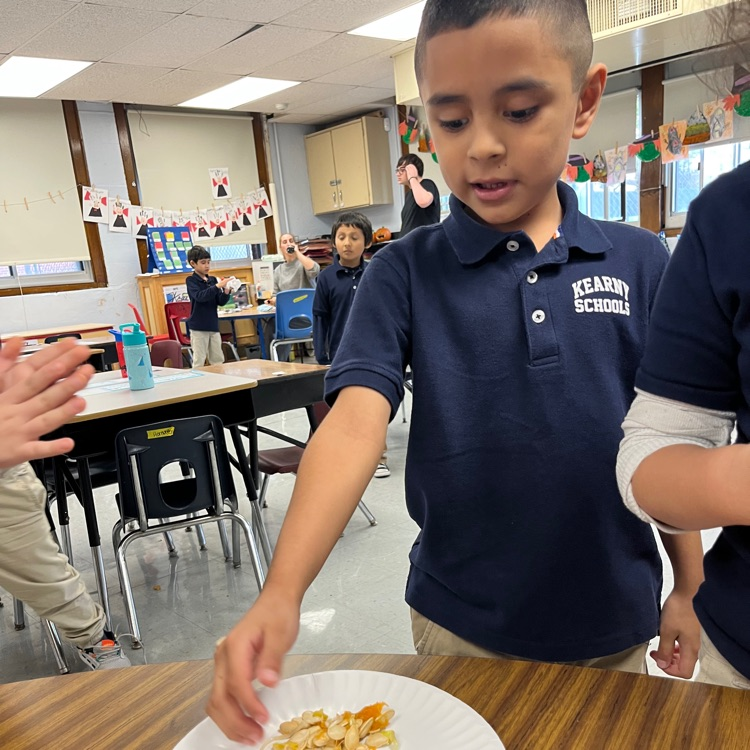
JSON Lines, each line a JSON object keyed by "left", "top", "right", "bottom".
{"left": 415, "top": 0, "right": 593, "bottom": 90}
{"left": 187, "top": 245, "right": 210, "bottom": 264}
{"left": 396, "top": 153, "right": 425, "bottom": 177}
{"left": 331, "top": 212, "right": 373, "bottom": 247}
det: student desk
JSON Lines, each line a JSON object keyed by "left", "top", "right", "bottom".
{"left": 218, "top": 305, "right": 275, "bottom": 358}
{"left": 199, "top": 359, "right": 328, "bottom": 490}
{"left": 1, "top": 323, "right": 113, "bottom": 343}
{"left": 1, "top": 654, "right": 748, "bottom": 749}
{"left": 46, "top": 368, "right": 259, "bottom": 627}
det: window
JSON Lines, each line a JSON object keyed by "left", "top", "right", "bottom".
{"left": 667, "top": 141, "right": 750, "bottom": 226}
{"left": 570, "top": 162, "right": 641, "bottom": 224}
{"left": 0, "top": 261, "right": 91, "bottom": 289}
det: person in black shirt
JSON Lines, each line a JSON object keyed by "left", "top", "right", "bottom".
{"left": 396, "top": 153, "right": 440, "bottom": 237}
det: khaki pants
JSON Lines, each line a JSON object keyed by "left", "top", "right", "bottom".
{"left": 0, "top": 463, "right": 105, "bottom": 647}
{"left": 191, "top": 330, "right": 224, "bottom": 367}
{"left": 696, "top": 629, "right": 750, "bottom": 689}
{"left": 411, "top": 609, "right": 648, "bottom": 674}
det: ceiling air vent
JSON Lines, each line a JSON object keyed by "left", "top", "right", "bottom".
{"left": 587, "top": 0, "right": 682, "bottom": 38}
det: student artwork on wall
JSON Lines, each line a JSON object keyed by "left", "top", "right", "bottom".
{"left": 228, "top": 202, "right": 242, "bottom": 233}
{"left": 108, "top": 197, "right": 132, "bottom": 233}
{"left": 659, "top": 121, "right": 688, "bottom": 164}
{"left": 240, "top": 194, "right": 256, "bottom": 226}
{"left": 132, "top": 206, "right": 155, "bottom": 238}
{"left": 153, "top": 208, "right": 172, "bottom": 229}
{"left": 207, "top": 207, "right": 227, "bottom": 238}
{"left": 195, "top": 210, "right": 211, "bottom": 239}
{"left": 591, "top": 152, "right": 607, "bottom": 183}
{"left": 605, "top": 146, "right": 629, "bottom": 185}
{"left": 703, "top": 101, "right": 734, "bottom": 142}
{"left": 82, "top": 187, "right": 108, "bottom": 224}
{"left": 251, "top": 187, "right": 272, "bottom": 220}
{"left": 684, "top": 107, "right": 710, "bottom": 145}
{"left": 209, "top": 168, "right": 231, "bottom": 199}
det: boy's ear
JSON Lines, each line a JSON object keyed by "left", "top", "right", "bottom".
{"left": 572, "top": 63, "right": 607, "bottom": 140}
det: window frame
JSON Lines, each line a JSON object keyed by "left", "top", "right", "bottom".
{"left": 0, "top": 101, "right": 107, "bottom": 297}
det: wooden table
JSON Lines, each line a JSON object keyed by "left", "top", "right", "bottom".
{"left": 47, "top": 367, "right": 259, "bottom": 627}
{"left": 1, "top": 322, "right": 113, "bottom": 343}
{"left": 219, "top": 305, "right": 276, "bottom": 358}
{"left": 1, "top": 654, "right": 748, "bottom": 749}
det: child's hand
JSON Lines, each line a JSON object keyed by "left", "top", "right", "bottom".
{"left": 216, "top": 277, "right": 229, "bottom": 289}
{"left": 651, "top": 588, "right": 701, "bottom": 679}
{"left": 405, "top": 163, "right": 419, "bottom": 182}
{"left": 0, "top": 338, "right": 94, "bottom": 467}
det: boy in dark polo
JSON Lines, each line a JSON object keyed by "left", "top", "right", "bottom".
{"left": 208, "top": 2, "right": 704, "bottom": 740}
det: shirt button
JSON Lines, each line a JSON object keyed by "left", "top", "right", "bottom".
{"left": 526, "top": 271, "right": 538, "bottom": 284}
{"left": 353, "top": 285, "right": 357, "bottom": 289}
{"left": 532, "top": 310, "right": 545, "bottom": 324}
{"left": 507, "top": 240, "right": 520, "bottom": 252}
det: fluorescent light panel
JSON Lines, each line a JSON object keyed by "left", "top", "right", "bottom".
{"left": 348, "top": 1, "right": 426, "bottom": 41}
{"left": 178, "top": 77, "right": 300, "bottom": 110}
{"left": 0, "top": 56, "right": 92, "bottom": 97}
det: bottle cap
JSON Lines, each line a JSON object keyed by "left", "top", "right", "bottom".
{"left": 119, "top": 323, "right": 147, "bottom": 346}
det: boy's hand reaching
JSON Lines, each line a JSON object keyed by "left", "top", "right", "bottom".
{"left": 217, "top": 277, "right": 229, "bottom": 289}
{"left": 404, "top": 163, "right": 419, "bottom": 182}
{"left": 0, "top": 337, "right": 94, "bottom": 467}
{"left": 207, "top": 589, "right": 300, "bottom": 745}
{"left": 651, "top": 588, "right": 701, "bottom": 679}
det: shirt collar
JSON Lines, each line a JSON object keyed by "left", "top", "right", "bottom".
{"left": 334, "top": 258, "right": 364, "bottom": 276}
{"left": 442, "top": 182, "right": 612, "bottom": 265}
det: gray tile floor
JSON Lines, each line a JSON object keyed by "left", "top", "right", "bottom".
{"left": 0, "top": 394, "right": 719, "bottom": 684}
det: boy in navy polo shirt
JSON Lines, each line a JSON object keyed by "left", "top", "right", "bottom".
{"left": 314, "top": 212, "right": 390, "bottom": 479}
{"left": 186, "top": 245, "right": 230, "bottom": 367}
{"left": 208, "top": 1, "right": 705, "bottom": 741}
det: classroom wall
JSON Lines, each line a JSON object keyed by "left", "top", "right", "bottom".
{"left": 0, "top": 102, "right": 140, "bottom": 336}
{"left": 269, "top": 105, "right": 404, "bottom": 241}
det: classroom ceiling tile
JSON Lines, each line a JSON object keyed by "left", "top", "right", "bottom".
{"left": 41, "top": 62, "right": 172, "bottom": 102}
{"left": 290, "top": 86, "right": 394, "bottom": 115}
{"left": 81, "top": 0, "right": 197, "bottom": 10}
{"left": 232, "top": 81, "right": 356, "bottom": 112}
{"left": 0, "top": 0, "right": 73, "bottom": 54}
{"left": 315, "top": 54, "right": 396, "bottom": 86}
{"left": 274, "top": 0, "right": 419, "bottom": 33}
{"left": 104, "top": 14, "right": 245, "bottom": 68}
{"left": 186, "top": 0, "right": 312, "bottom": 23}
{"left": 253, "top": 33, "right": 396, "bottom": 82}
{"left": 184, "top": 24, "right": 334, "bottom": 76}
{"left": 270, "top": 112, "right": 330, "bottom": 124}
{"left": 15, "top": 3, "right": 176, "bottom": 62}
{"left": 129, "top": 68, "right": 241, "bottom": 106}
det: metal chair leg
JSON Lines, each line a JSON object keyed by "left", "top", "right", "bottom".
{"left": 115, "top": 536, "right": 142, "bottom": 649}
{"left": 218, "top": 520, "right": 232, "bottom": 561}
{"left": 161, "top": 519, "right": 177, "bottom": 557}
{"left": 42, "top": 618, "right": 69, "bottom": 675}
{"left": 13, "top": 597, "right": 25, "bottom": 630}
{"left": 254, "top": 475, "right": 273, "bottom": 568}
{"left": 357, "top": 500, "right": 377, "bottom": 526}
{"left": 400, "top": 399, "right": 407, "bottom": 423}
{"left": 193, "top": 516, "right": 208, "bottom": 550}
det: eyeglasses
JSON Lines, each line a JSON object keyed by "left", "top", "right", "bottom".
{"left": 395, "top": 167, "right": 407, "bottom": 174}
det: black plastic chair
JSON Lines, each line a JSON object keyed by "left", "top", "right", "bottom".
{"left": 112, "top": 415, "right": 264, "bottom": 646}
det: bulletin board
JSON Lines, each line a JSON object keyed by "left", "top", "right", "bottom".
{"left": 147, "top": 226, "right": 192, "bottom": 274}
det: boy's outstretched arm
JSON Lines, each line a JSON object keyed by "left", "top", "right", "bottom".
{"left": 652, "top": 531, "right": 704, "bottom": 679}
{"left": 0, "top": 337, "right": 94, "bottom": 467}
{"left": 207, "top": 385, "right": 390, "bottom": 746}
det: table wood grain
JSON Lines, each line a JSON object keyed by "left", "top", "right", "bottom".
{"left": 200, "top": 358, "right": 328, "bottom": 383}
{"left": 0, "top": 654, "right": 747, "bottom": 749}
{"left": 1, "top": 323, "right": 113, "bottom": 342}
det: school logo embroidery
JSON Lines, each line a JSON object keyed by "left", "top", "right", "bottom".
{"left": 572, "top": 275, "right": 630, "bottom": 316}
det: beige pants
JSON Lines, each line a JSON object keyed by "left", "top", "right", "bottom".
{"left": 411, "top": 609, "right": 648, "bottom": 674}
{"left": 0, "top": 463, "right": 105, "bottom": 647}
{"left": 191, "top": 330, "right": 224, "bottom": 367}
{"left": 696, "top": 629, "right": 750, "bottom": 689}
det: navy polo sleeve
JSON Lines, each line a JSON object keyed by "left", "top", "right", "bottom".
{"left": 312, "top": 272, "right": 331, "bottom": 365}
{"left": 325, "top": 251, "right": 410, "bottom": 419}
{"left": 636, "top": 211, "right": 740, "bottom": 412}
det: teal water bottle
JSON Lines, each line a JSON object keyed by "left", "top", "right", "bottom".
{"left": 119, "top": 324, "right": 154, "bottom": 391}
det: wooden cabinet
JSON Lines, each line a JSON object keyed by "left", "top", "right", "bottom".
{"left": 304, "top": 116, "right": 393, "bottom": 215}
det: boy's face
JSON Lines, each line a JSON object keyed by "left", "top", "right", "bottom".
{"left": 334, "top": 225, "right": 369, "bottom": 267}
{"left": 190, "top": 258, "right": 211, "bottom": 276}
{"left": 419, "top": 16, "right": 604, "bottom": 236}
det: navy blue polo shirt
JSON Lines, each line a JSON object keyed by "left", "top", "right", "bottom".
{"left": 186, "top": 272, "right": 230, "bottom": 332}
{"left": 326, "top": 183, "right": 668, "bottom": 661}
{"left": 312, "top": 259, "right": 365, "bottom": 365}
{"left": 637, "top": 161, "right": 750, "bottom": 680}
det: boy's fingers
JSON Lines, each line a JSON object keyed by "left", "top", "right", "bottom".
{"left": 22, "top": 437, "right": 76, "bottom": 462}
{"left": 25, "top": 395, "right": 88, "bottom": 437}
{"left": 7, "top": 363, "right": 93, "bottom": 411}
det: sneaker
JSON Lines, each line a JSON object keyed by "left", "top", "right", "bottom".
{"left": 374, "top": 463, "right": 391, "bottom": 478}
{"left": 77, "top": 631, "right": 131, "bottom": 671}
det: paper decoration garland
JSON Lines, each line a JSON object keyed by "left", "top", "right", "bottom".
{"left": 684, "top": 107, "right": 710, "bottom": 145}
{"left": 605, "top": 146, "right": 629, "bottom": 185}
{"left": 591, "top": 152, "right": 607, "bottom": 183}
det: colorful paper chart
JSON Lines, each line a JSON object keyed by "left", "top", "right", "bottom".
{"left": 147, "top": 226, "right": 192, "bottom": 274}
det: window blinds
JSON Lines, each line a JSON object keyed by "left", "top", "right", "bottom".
{"left": 127, "top": 110, "right": 268, "bottom": 246}
{"left": 570, "top": 88, "right": 639, "bottom": 160}
{"left": 0, "top": 99, "right": 90, "bottom": 265}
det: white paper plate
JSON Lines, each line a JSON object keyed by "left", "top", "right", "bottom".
{"left": 175, "top": 669, "right": 504, "bottom": 749}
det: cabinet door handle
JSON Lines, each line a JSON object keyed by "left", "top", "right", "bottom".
{"left": 339, "top": 190, "right": 343, "bottom": 206}
{"left": 332, "top": 192, "right": 338, "bottom": 208}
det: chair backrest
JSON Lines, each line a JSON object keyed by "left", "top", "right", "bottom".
{"left": 44, "top": 333, "right": 82, "bottom": 344}
{"left": 127, "top": 303, "right": 151, "bottom": 336}
{"left": 115, "top": 415, "right": 235, "bottom": 525}
{"left": 164, "top": 301, "right": 192, "bottom": 346}
{"left": 274, "top": 289, "right": 314, "bottom": 340}
{"left": 149, "top": 339, "right": 184, "bottom": 368}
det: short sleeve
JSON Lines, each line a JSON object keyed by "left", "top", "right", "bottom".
{"left": 636, "top": 211, "right": 740, "bottom": 411}
{"left": 325, "top": 252, "right": 411, "bottom": 419}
